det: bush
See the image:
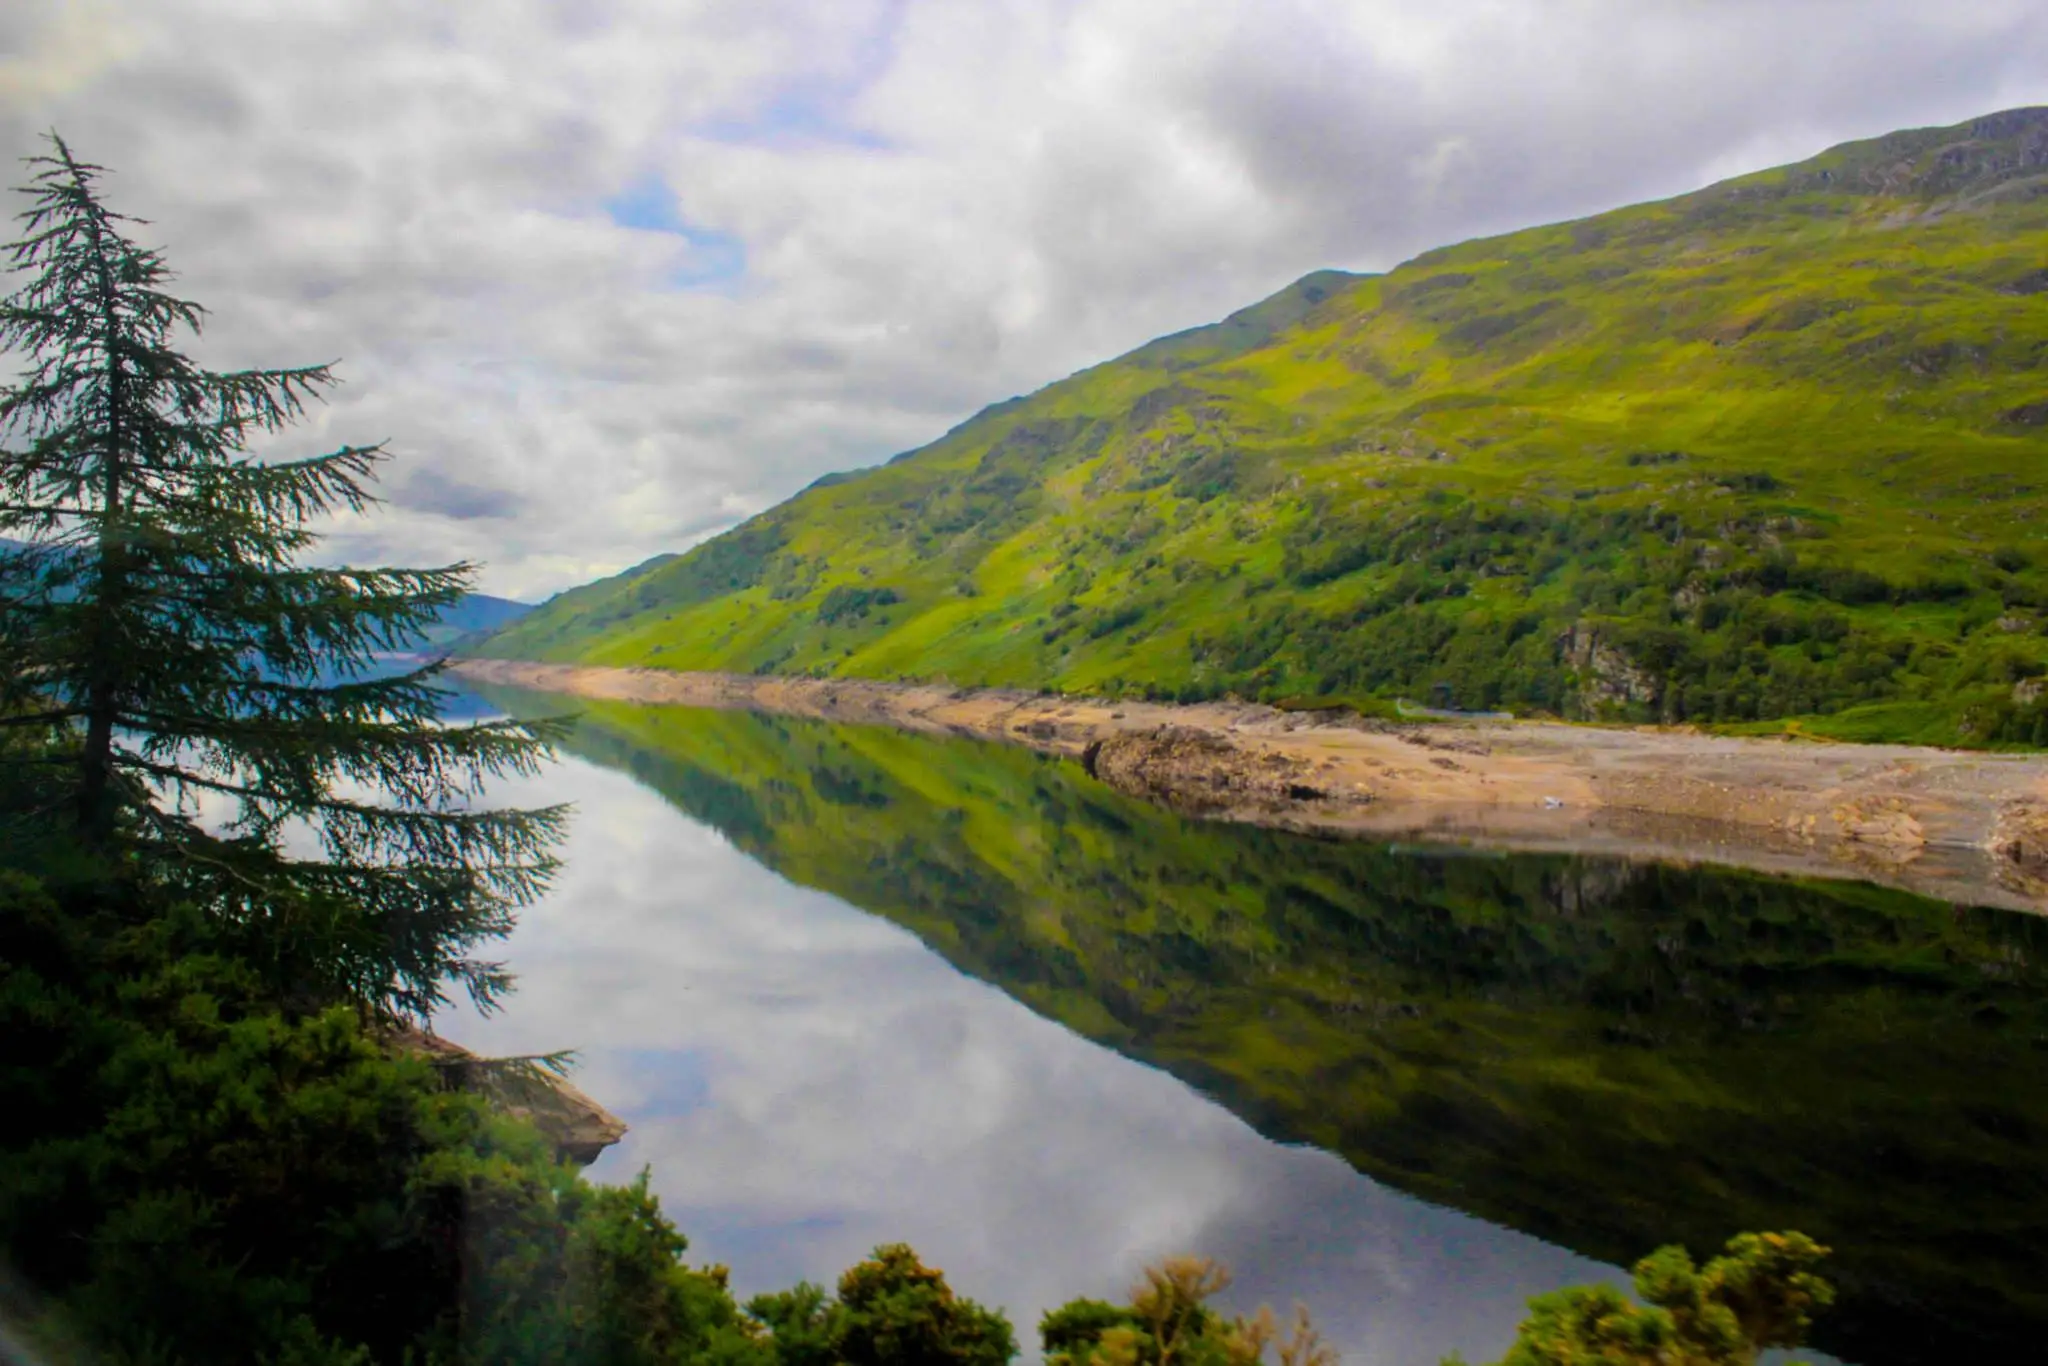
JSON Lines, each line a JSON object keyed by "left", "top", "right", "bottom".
{"left": 748, "top": 1244, "right": 1014, "bottom": 1366}
{"left": 817, "top": 586, "right": 903, "bottom": 626}
{"left": 1494, "top": 1231, "right": 1832, "bottom": 1366}
{"left": 0, "top": 867, "right": 770, "bottom": 1365}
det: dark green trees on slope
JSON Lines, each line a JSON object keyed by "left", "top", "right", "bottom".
{"left": 482, "top": 107, "right": 2048, "bottom": 747}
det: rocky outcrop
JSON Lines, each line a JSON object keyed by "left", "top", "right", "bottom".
{"left": 390, "top": 1027, "right": 627, "bottom": 1167}
{"left": 1993, "top": 802, "right": 2048, "bottom": 877}
{"left": 1082, "top": 726, "right": 1350, "bottom": 816}
{"left": 1828, "top": 797, "right": 1925, "bottom": 855}
{"left": 1562, "top": 622, "right": 1658, "bottom": 714}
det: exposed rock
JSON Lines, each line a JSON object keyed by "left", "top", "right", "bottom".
{"left": 1550, "top": 861, "right": 1651, "bottom": 915}
{"left": 1829, "top": 798, "right": 1925, "bottom": 853}
{"left": 505, "top": 1074, "right": 629, "bottom": 1167}
{"left": 1998, "top": 615, "right": 2034, "bottom": 634}
{"left": 390, "top": 1027, "right": 627, "bottom": 1167}
{"left": 1083, "top": 726, "right": 1353, "bottom": 816}
{"left": 2015, "top": 677, "right": 2046, "bottom": 706}
{"left": 1562, "top": 622, "right": 1658, "bottom": 714}
{"left": 1992, "top": 802, "right": 2048, "bottom": 874}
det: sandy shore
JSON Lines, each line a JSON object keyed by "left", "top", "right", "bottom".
{"left": 451, "top": 658, "right": 2048, "bottom": 914}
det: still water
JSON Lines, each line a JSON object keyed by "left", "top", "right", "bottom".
{"left": 441, "top": 685, "right": 2048, "bottom": 1365}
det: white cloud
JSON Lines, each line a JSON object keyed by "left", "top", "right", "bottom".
{"left": 4, "top": 0, "right": 2046, "bottom": 597}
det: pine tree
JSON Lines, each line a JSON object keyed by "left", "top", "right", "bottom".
{"left": 0, "top": 134, "right": 565, "bottom": 1019}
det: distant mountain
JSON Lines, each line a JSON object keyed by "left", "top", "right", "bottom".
{"left": 477, "top": 107, "right": 2044, "bottom": 745}
{"left": 407, "top": 593, "right": 533, "bottom": 649}
{"left": 1, "top": 540, "right": 529, "bottom": 654}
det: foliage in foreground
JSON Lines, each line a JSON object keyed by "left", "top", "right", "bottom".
{"left": 746, "top": 1243, "right": 1017, "bottom": 1366}
{"left": 0, "top": 862, "right": 732, "bottom": 1364}
{"left": 1034, "top": 1239, "right": 1830, "bottom": 1366}
{"left": 1483, "top": 1232, "right": 1833, "bottom": 1366}
{"left": 482, "top": 107, "right": 2048, "bottom": 748}
{"left": 1040, "top": 1256, "right": 1334, "bottom": 1366}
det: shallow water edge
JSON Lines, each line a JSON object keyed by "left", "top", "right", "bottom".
{"left": 451, "top": 658, "right": 2048, "bottom": 914}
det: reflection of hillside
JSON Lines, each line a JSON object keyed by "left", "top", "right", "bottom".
{"left": 483, "top": 687, "right": 2048, "bottom": 1366}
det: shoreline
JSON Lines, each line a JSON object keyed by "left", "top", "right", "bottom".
{"left": 450, "top": 658, "right": 2048, "bottom": 915}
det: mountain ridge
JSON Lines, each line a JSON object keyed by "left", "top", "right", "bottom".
{"left": 480, "top": 106, "right": 2048, "bottom": 747}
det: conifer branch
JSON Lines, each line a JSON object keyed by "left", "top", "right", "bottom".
{"left": 0, "top": 133, "right": 567, "bottom": 1019}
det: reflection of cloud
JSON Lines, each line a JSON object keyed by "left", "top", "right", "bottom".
{"left": 5, "top": 3, "right": 2047, "bottom": 597}
{"left": 441, "top": 755, "right": 1621, "bottom": 1364}
{"left": 612, "top": 1048, "right": 714, "bottom": 1119}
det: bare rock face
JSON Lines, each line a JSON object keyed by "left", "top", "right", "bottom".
{"left": 1082, "top": 726, "right": 1339, "bottom": 815}
{"left": 1829, "top": 797, "right": 1926, "bottom": 852}
{"left": 506, "top": 1074, "right": 631, "bottom": 1167}
{"left": 389, "top": 1027, "right": 627, "bottom": 1167}
{"left": 1562, "top": 622, "right": 1657, "bottom": 714}
{"left": 1993, "top": 802, "right": 2048, "bottom": 876}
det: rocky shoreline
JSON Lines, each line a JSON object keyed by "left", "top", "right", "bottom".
{"left": 451, "top": 658, "right": 2048, "bottom": 914}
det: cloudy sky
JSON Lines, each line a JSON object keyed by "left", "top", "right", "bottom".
{"left": 4, "top": 1, "right": 2047, "bottom": 599}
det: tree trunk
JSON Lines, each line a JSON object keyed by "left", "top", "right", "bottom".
{"left": 76, "top": 188, "right": 125, "bottom": 843}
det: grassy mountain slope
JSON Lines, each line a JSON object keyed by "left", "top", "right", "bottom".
{"left": 482, "top": 109, "right": 2048, "bottom": 745}
{"left": 472, "top": 687, "right": 2048, "bottom": 1365}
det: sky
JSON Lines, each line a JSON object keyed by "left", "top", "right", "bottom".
{"left": 3, "top": 1, "right": 2047, "bottom": 600}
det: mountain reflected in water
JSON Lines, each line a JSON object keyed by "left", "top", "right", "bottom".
{"left": 463, "top": 686, "right": 2048, "bottom": 1365}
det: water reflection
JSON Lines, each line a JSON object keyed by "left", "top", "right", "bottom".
{"left": 452, "top": 689, "right": 2048, "bottom": 1364}
{"left": 441, "top": 754, "right": 1618, "bottom": 1364}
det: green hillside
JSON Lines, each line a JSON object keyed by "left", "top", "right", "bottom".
{"left": 482, "top": 108, "right": 2048, "bottom": 745}
{"left": 470, "top": 687, "right": 2048, "bottom": 1365}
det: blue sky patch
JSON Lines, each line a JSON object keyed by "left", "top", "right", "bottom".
{"left": 602, "top": 174, "right": 748, "bottom": 288}
{"left": 694, "top": 2, "right": 904, "bottom": 152}
{"left": 697, "top": 87, "right": 894, "bottom": 152}
{"left": 602, "top": 174, "right": 686, "bottom": 233}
